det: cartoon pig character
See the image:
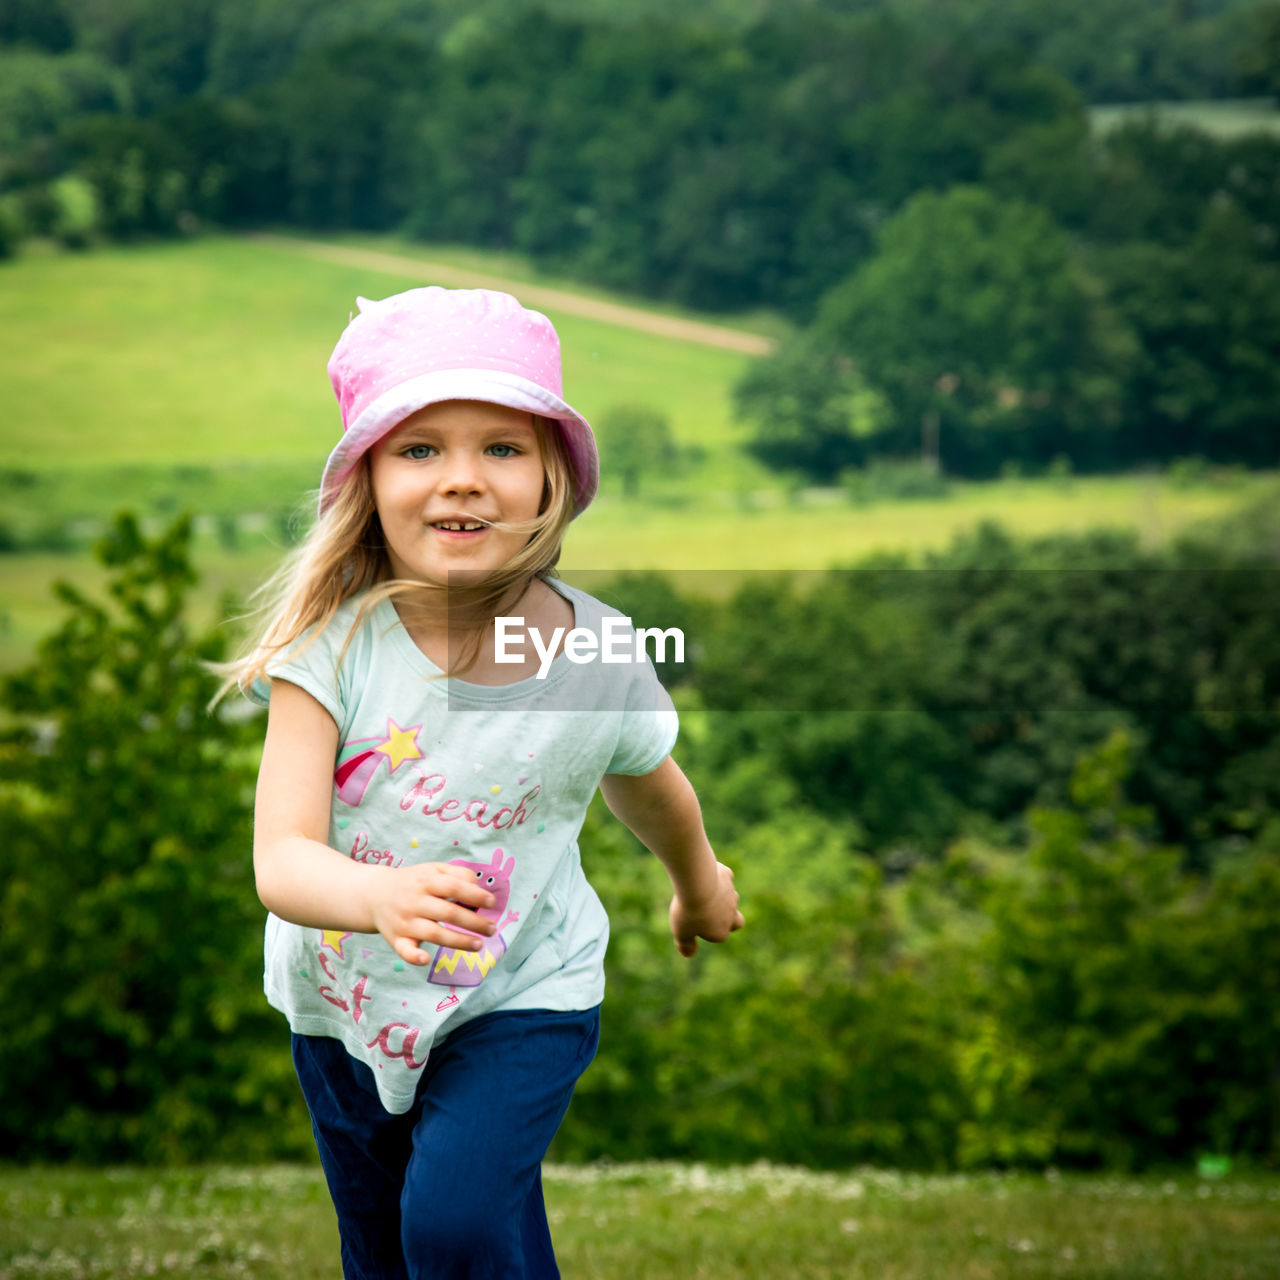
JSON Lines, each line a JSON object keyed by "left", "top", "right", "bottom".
{"left": 428, "top": 848, "right": 518, "bottom": 1007}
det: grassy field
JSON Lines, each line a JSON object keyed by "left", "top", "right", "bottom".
{"left": 0, "top": 234, "right": 761, "bottom": 482}
{"left": 2, "top": 234, "right": 1277, "bottom": 670}
{"left": 2, "top": 1160, "right": 1278, "bottom": 1279}
{"left": 1089, "top": 97, "right": 1280, "bottom": 139}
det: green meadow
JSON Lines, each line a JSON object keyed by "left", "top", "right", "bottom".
{"left": 1089, "top": 97, "right": 1280, "bottom": 140}
{"left": 3, "top": 1161, "right": 1278, "bottom": 1280}
{"left": 1, "top": 234, "right": 1276, "bottom": 669}
{"left": 0, "top": 234, "right": 757, "bottom": 471}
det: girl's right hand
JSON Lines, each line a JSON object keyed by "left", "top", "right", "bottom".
{"left": 366, "top": 862, "right": 498, "bottom": 966}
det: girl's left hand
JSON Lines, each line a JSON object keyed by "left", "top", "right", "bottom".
{"left": 669, "top": 862, "right": 745, "bottom": 958}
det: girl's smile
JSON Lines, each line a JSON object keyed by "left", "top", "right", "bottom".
{"left": 369, "top": 400, "right": 547, "bottom": 585}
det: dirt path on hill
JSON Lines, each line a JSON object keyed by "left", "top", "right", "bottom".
{"left": 248, "top": 232, "right": 777, "bottom": 356}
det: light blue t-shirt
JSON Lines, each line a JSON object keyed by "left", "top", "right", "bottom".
{"left": 247, "top": 580, "right": 677, "bottom": 1113}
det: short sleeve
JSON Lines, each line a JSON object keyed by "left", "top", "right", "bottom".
{"left": 240, "top": 615, "right": 352, "bottom": 729}
{"left": 605, "top": 659, "right": 679, "bottom": 776}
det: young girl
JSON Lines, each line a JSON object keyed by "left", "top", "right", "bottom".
{"left": 229, "top": 286, "right": 743, "bottom": 1280}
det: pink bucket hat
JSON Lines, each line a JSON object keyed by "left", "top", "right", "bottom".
{"left": 320, "top": 286, "right": 598, "bottom": 517}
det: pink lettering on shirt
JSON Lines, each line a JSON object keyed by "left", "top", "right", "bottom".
{"left": 367, "top": 1022, "right": 428, "bottom": 1069}
{"left": 399, "top": 771, "right": 541, "bottom": 832}
{"left": 316, "top": 952, "right": 373, "bottom": 1026}
{"left": 349, "top": 830, "right": 403, "bottom": 867}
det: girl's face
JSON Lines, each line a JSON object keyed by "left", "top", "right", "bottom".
{"left": 369, "top": 400, "right": 547, "bottom": 585}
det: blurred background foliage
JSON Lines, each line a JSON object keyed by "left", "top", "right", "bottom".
{"left": 2, "top": 1, "right": 1279, "bottom": 479}
{"left": 2, "top": 0, "right": 1280, "bottom": 1173}
{"left": 2, "top": 507, "right": 1277, "bottom": 1170}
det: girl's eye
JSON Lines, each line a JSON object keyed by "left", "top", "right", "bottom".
{"left": 404, "top": 444, "right": 435, "bottom": 460}
{"left": 487, "top": 443, "right": 519, "bottom": 458}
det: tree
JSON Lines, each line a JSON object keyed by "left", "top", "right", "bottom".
{"left": 0, "top": 515, "right": 300, "bottom": 1162}
{"left": 982, "top": 113, "right": 1097, "bottom": 230}
{"left": 262, "top": 32, "right": 435, "bottom": 231}
{"left": 594, "top": 403, "right": 677, "bottom": 498}
{"left": 0, "top": 0, "right": 73, "bottom": 51}
{"left": 1097, "top": 199, "right": 1280, "bottom": 467}
{"left": 735, "top": 333, "right": 888, "bottom": 481}
{"left": 1087, "top": 120, "right": 1234, "bottom": 249}
{"left": 812, "top": 185, "right": 1135, "bottom": 476}
{"left": 58, "top": 113, "right": 182, "bottom": 236}
{"left": 47, "top": 171, "right": 99, "bottom": 246}
{"left": 564, "top": 719, "right": 1280, "bottom": 1170}
{"left": 966, "top": 729, "right": 1280, "bottom": 1168}
{"left": 1239, "top": 1, "right": 1280, "bottom": 100}
{"left": 104, "top": 0, "right": 217, "bottom": 115}
{"left": 0, "top": 48, "right": 128, "bottom": 153}
{"left": 672, "top": 516, "right": 1280, "bottom": 859}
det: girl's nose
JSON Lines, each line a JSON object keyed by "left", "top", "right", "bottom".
{"left": 436, "top": 450, "right": 485, "bottom": 496}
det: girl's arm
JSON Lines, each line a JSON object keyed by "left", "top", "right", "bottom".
{"left": 254, "top": 679, "right": 497, "bottom": 965}
{"left": 599, "top": 755, "right": 744, "bottom": 957}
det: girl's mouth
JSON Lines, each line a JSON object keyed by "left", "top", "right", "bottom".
{"left": 431, "top": 521, "right": 487, "bottom": 533}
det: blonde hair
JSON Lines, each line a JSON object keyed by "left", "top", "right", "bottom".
{"left": 213, "top": 414, "right": 577, "bottom": 702}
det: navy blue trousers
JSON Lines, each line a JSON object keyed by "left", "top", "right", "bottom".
{"left": 292, "top": 1006, "right": 601, "bottom": 1280}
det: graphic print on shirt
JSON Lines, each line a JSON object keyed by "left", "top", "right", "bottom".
{"left": 430, "top": 847, "right": 520, "bottom": 1011}
{"left": 334, "top": 717, "right": 424, "bottom": 805}
{"left": 306, "top": 937, "right": 431, "bottom": 1071}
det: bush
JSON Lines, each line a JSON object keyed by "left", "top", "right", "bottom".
{"left": 955, "top": 731, "right": 1280, "bottom": 1168}
{"left": 678, "top": 520, "right": 1280, "bottom": 857}
{"left": 49, "top": 172, "right": 99, "bottom": 247}
{"left": 561, "top": 730, "right": 1280, "bottom": 1170}
{"left": 0, "top": 514, "right": 302, "bottom": 1163}
{"left": 841, "top": 457, "right": 952, "bottom": 504}
{"left": 1166, "top": 455, "right": 1209, "bottom": 488}
{"left": 594, "top": 403, "right": 677, "bottom": 499}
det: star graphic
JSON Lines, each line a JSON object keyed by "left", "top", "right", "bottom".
{"left": 321, "top": 930, "right": 353, "bottom": 958}
{"left": 375, "top": 719, "right": 424, "bottom": 772}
